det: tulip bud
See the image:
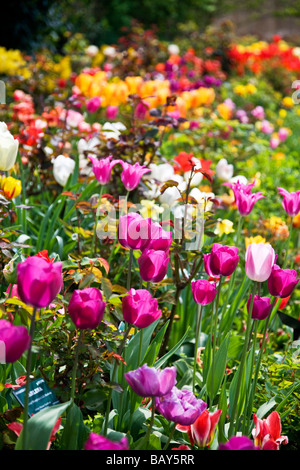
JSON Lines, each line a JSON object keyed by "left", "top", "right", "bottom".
{"left": 17, "top": 256, "right": 63, "bottom": 308}
{"left": 0, "top": 176, "right": 21, "bottom": 199}
{"left": 84, "top": 433, "right": 128, "bottom": 450}
{"left": 52, "top": 154, "right": 75, "bottom": 187}
{"left": 68, "top": 287, "right": 106, "bottom": 329}
{"left": 118, "top": 213, "right": 152, "bottom": 251}
{"left": 0, "top": 122, "right": 19, "bottom": 171}
{"left": 191, "top": 279, "right": 217, "bottom": 305}
{"left": 0, "top": 319, "right": 30, "bottom": 363}
{"left": 247, "top": 294, "right": 273, "bottom": 320}
{"left": 245, "top": 243, "right": 275, "bottom": 282}
{"left": 204, "top": 243, "right": 239, "bottom": 278}
{"left": 124, "top": 363, "right": 177, "bottom": 397}
{"left": 267, "top": 264, "right": 299, "bottom": 298}
{"left": 122, "top": 288, "right": 161, "bottom": 328}
{"left": 138, "top": 249, "right": 169, "bottom": 283}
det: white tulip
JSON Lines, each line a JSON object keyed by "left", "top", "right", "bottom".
{"left": 216, "top": 158, "right": 234, "bottom": 181}
{"left": 0, "top": 122, "right": 19, "bottom": 171}
{"left": 146, "top": 163, "right": 175, "bottom": 182}
{"left": 168, "top": 44, "right": 180, "bottom": 55}
{"left": 85, "top": 45, "right": 99, "bottom": 57}
{"left": 53, "top": 154, "right": 75, "bottom": 186}
{"left": 102, "top": 122, "right": 126, "bottom": 140}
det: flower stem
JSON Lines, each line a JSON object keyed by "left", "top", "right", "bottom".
{"left": 135, "top": 396, "right": 156, "bottom": 450}
{"left": 228, "top": 282, "right": 256, "bottom": 437}
{"left": 127, "top": 249, "right": 133, "bottom": 291}
{"left": 93, "top": 185, "right": 104, "bottom": 256}
{"left": 163, "top": 422, "right": 176, "bottom": 450}
{"left": 22, "top": 307, "right": 37, "bottom": 450}
{"left": 70, "top": 330, "right": 84, "bottom": 401}
{"left": 193, "top": 304, "right": 203, "bottom": 394}
{"left": 283, "top": 218, "right": 293, "bottom": 268}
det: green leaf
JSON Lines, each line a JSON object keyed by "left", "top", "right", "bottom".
{"left": 15, "top": 400, "right": 72, "bottom": 450}
{"left": 60, "top": 401, "right": 90, "bottom": 450}
{"left": 206, "top": 333, "right": 231, "bottom": 402}
{"left": 155, "top": 326, "right": 191, "bottom": 369}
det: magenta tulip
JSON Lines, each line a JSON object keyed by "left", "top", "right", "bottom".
{"left": 267, "top": 264, "right": 299, "bottom": 299}
{"left": 122, "top": 288, "right": 161, "bottom": 328}
{"left": 86, "top": 96, "right": 101, "bottom": 113}
{"left": 224, "top": 180, "right": 264, "bottom": 216}
{"left": 204, "top": 243, "right": 239, "bottom": 278}
{"left": 88, "top": 155, "right": 119, "bottom": 185}
{"left": 277, "top": 187, "right": 300, "bottom": 216}
{"left": 68, "top": 287, "right": 106, "bottom": 329}
{"left": 0, "top": 320, "right": 30, "bottom": 363}
{"left": 118, "top": 213, "right": 152, "bottom": 250}
{"left": 84, "top": 433, "right": 129, "bottom": 450}
{"left": 245, "top": 243, "right": 276, "bottom": 282}
{"left": 17, "top": 256, "right": 63, "bottom": 308}
{"left": 155, "top": 386, "right": 207, "bottom": 425}
{"left": 191, "top": 279, "right": 217, "bottom": 305}
{"left": 119, "top": 161, "right": 151, "bottom": 191}
{"left": 124, "top": 363, "right": 177, "bottom": 397}
{"left": 138, "top": 249, "right": 169, "bottom": 283}
{"left": 146, "top": 222, "right": 173, "bottom": 252}
{"left": 247, "top": 294, "right": 273, "bottom": 320}
{"left": 218, "top": 436, "right": 260, "bottom": 450}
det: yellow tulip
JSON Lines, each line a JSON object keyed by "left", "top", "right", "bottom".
{"left": 0, "top": 176, "right": 22, "bottom": 199}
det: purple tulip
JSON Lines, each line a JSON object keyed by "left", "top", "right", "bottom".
{"left": 218, "top": 436, "right": 260, "bottom": 450}
{"left": 84, "top": 433, "right": 129, "bottom": 450}
{"left": 204, "top": 243, "right": 239, "bottom": 278}
{"left": 138, "top": 249, "right": 169, "bottom": 283}
{"left": 247, "top": 294, "right": 273, "bottom": 320}
{"left": 119, "top": 161, "right": 151, "bottom": 191}
{"left": 191, "top": 279, "right": 217, "bottom": 305}
{"left": 124, "top": 363, "right": 177, "bottom": 397}
{"left": 277, "top": 187, "right": 300, "bottom": 216}
{"left": 267, "top": 264, "right": 299, "bottom": 299}
{"left": 122, "top": 288, "right": 161, "bottom": 328}
{"left": 17, "top": 256, "right": 63, "bottom": 309}
{"left": 155, "top": 386, "right": 207, "bottom": 425}
{"left": 0, "top": 319, "right": 30, "bottom": 363}
{"left": 68, "top": 287, "right": 106, "bottom": 329}
{"left": 224, "top": 180, "right": 265, "bottom": 216}
{"left": 118, "top": 213, "right": 152, "bottom": 251}
{"left": 88, "top": 155, "right": 119, "bottom": 185}
{"left": 245, "top": 243, "right": 276, "bottom": 282}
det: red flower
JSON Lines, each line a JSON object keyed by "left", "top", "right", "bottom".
{"left": 177, "top": 409, "right": 222, "bottom": 448}
{"left": 34, "top": 250, "right": 55, "bottom": 263}
{"left": 8, "top": 417, "right": 61, "bottom": 450}
{"left": 252, "top": 411, "right": 288, "bottom": 450}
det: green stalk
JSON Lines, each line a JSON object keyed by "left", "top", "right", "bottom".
{"left": 138, "top": 328, "right": 144, "bottom": 366}
{"left": 228, "top": 282, "right": 256, "bottom": 437}
{"left": 127, "top": 249, "right": 133, "bottom": 291}
{"left": 22, "top": 307, "right": 37, "bottom": 450}
{"left": 193, "top": 303, "right": 203, "bottom": 394}
{"left": 108, "top": 191, "right": 130, "bottom": 265}
{"left": 92, "top": 184, "right": 104, "bottom": 255}
{"left": 70, "top": 330, "right": 84, "bottom": 401}
{"left": 209, "top": 276, "right": 223, "bottom": 409}
{"left": 163, "top": 422, "right": 176, "bottom": 450}
{"left": 283, "top": 218, "right": 293, "bottom": 268}
{"left": 135, "top": 396, "right": 156, "bottom": 450}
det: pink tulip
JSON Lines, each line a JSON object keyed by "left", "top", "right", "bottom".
{"left": 138, "top": 249, "right": 169, "bottom": 283}
{"left": 277, "top": 187, "right": 300, "bottom": 216}
{"left": 278, "top": 127, "right": 289, "bottom": 142}
{"left": 119, "top": 161, "right": 151, "bottom": 191}
{"left": 88, "top": 155, "right": 119, "bottom": 185}
{"left": 218, "top": 436, "right": 259, "bottom": 450}
{"left": 106, "top": 105, "right": 118, "bottom": 120}
{"left": 122, "top": 288, "right": 161, "bottom": 328}
{"left": 155, "top": 386, "right": 207, "bottom": 425}
{"left": 191, "top": 279, "right": 217, "bottom": 305}
{"left": 204, "top": 243, "right": 239, "bottom": 278}
{"left": 17, "top": 256, "right": 63, "bottom": 308}
{"left": 86, "top": 96, "right": 101, "bottom": 113}
{"left": 146, "top": 222, "right": 173, "bottom": 252}
{"left": 125, "top": 363, "right": 177, "bottom": 397}
{"left": 118, "top": 213, "right": 152, "bottom": 251}
{"left": 245, "top": 243, "right": 276, "bottom": 282}
{"left": 252, "top": 411, "right": 288, "bottom": 450}
{"left": 0, "top": 320, "right": 31, "bottom": 363}
{"left": 247, "top": 294, "right": 273, "bottom": 320}
{"left": 68, "top": 287, "right": 106, "bottom": 329}
{"left": 84, "top": 433, "right": 129, "bottom": 450}
{"left": 224, "top": 180, "right": 265, "bottom": 216}
{"left": 267, "top": 264, "right": 299, "bottom": 298}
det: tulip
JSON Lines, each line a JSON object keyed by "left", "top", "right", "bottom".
{"left": 245, "top": 243, "right": 276, "bottom": 282}
{"left": 88, "top": 155, "right": 119, "bottom": 185}
{"left": 204, "top": 243, "right": 239, "bottom": 278}
{"left": 191, "top": 279, "right": 217, "bottom": 305}
{"left": 124, "top": 363, "right": 177, "bottom": 397}
{"left": 277, "top": 187, "right": 300, "bottom": 216}
{"left": 251, "top": 105, "right": 265, "bottom": 120}
{"left": 215, "top": 158, "right": 234, "bottom": 181}
{"left": 224, "top": 180, "right": 265, "bottom": 216}
{"left": 68, "top": 287, "right": 106, "bottom": 329}
{"left": 86, "top": 96, "right": 101, "bottom": 113}
{"left": 146, "top": 222, "right": 173, "bottom": 252}
{"left": 267, "top": 264, "right": 299, "bottom": 298}
{"left": 84, "top": 433, "right": 129, "bottom": 450}
{"left": 52, "top": 154, "right": 75, "bottom": 187}
{"left": 102, "top": 121, "right": 125, "bottom": 140}
{"left": 0, "top": 320, "right": 30, "bottom": 363}
{"left": 155, "top": 386, "right": 207, "bottom": 426}
{"left": 138, "top": 249, "right": 169, "bottom": 283}
{"left": 118, "top": 213, "right": 152, "bottom": 251}
{"left": 119, "top": 161, "right": 151, "bottom": 191}
{"left": 247, "top": 294, "right": 273, "bottom": 320}
{"left": 0, "top": 122, "right": 19, "bottom": 171}
{"left": 0, "top": 176, "right": 21, "bottom": 199}
{"left": 218, "top": 436, "right": 259, "bottom": 450}
{"left": 17, "top": 256, "right": 63, "bottom": 309}
{"left": 122, "top": 288, "right": 161, "bottom": 328}
{"left": 252, "top": 411, "right": 288, "bottom": 450}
